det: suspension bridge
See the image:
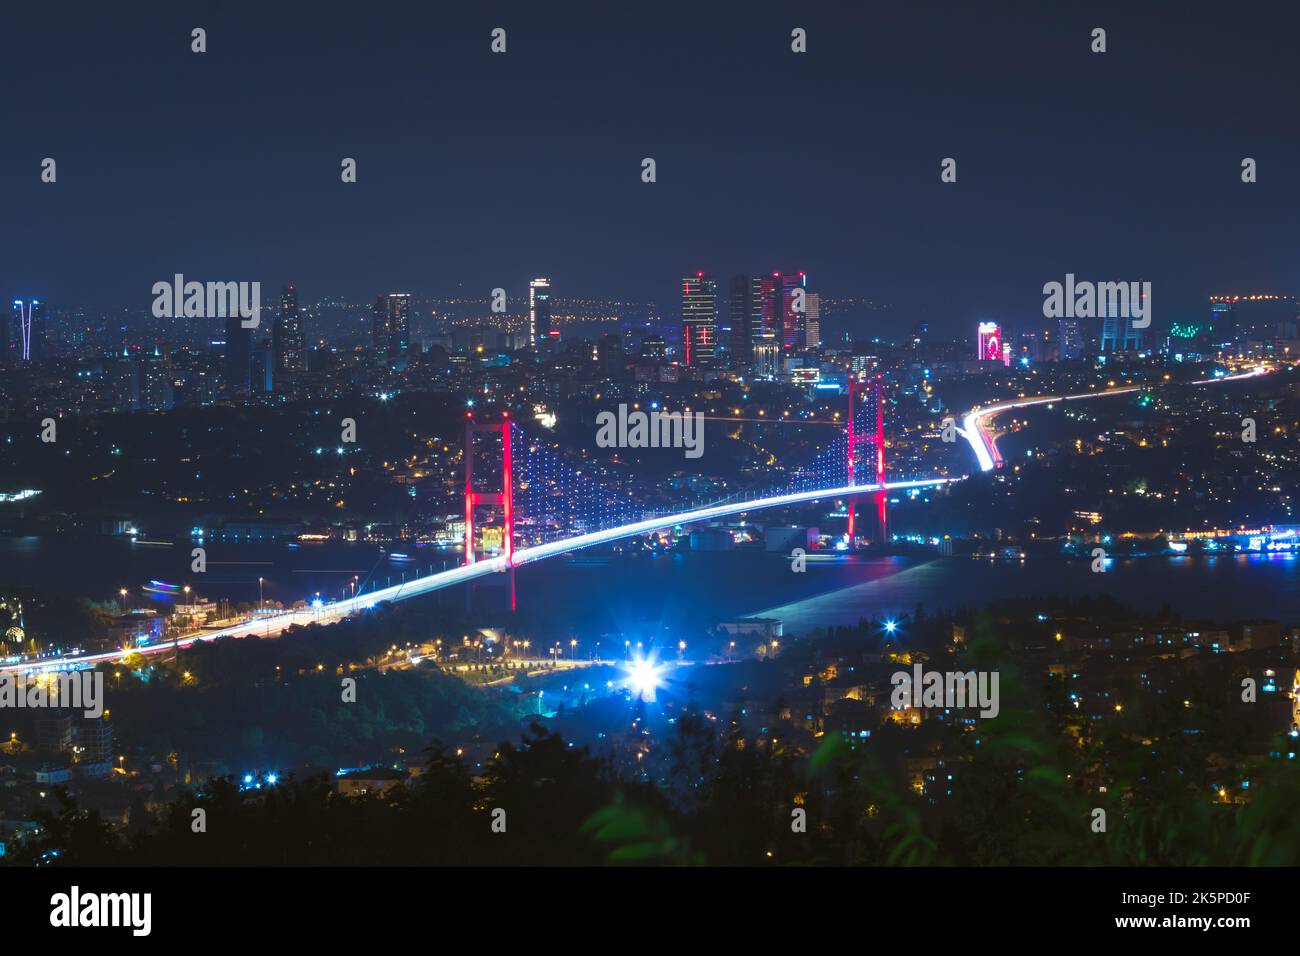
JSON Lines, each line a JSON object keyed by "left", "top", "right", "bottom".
{"left": 8, "top": 376, "right": 956, "bottom": 672}
{"left": 4, "top": 364, "right": 1270, "bottom": 674}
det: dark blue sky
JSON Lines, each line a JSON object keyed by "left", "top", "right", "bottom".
{"left": 3, "top": 0, "right": 1297, "bottom": 336}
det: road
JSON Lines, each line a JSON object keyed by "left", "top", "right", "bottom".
{"left": 959, "top": 365, "right": 1271, "bottom": 472}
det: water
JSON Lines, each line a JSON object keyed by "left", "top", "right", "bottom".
{"left": 2, "top": 535, "right": 1298, "bottom": 635}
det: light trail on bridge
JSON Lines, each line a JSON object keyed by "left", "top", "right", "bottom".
{"left": 2, "top": 477, "right": 957, "bottom": 675}
{"left": 959, "top": 365, "right": 1272, "bottom": 472}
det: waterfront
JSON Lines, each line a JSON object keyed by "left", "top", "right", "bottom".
{"left": 3, "top": 534, "right": 1298, "bottom": 640}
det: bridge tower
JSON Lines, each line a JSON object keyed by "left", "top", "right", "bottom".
{"left": 846, "top": 374, "right": 887, "bottom": 546}
{"left": 463, "top": 411, "right": 515, "bottom": 609}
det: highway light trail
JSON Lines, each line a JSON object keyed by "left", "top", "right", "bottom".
{"left": 2, "top": 477, "right": 956, "bottom": 675}
{"left": 960, "top": 365, "right": 1271, "bottom": 473}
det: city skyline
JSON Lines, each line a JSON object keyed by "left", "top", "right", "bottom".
{"left": 2, "top": 0, "right": 1299, "bottom": 911}
{"left": 3, "top": 1, "right": 1298, "bottom": 337}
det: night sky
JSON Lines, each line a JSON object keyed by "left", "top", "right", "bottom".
{"left": 3, "top": 0, "right": 1298, "bottom": 335}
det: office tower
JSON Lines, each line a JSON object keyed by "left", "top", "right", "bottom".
{"left": 729, "top": 275, "right": 762, "bottom": 369}
{"left": 1100, "top": 314, "right": 1142, "bottom": 352}
{"left": 9, "top": 299, "right": 47, "bottom": 363}
{"left": 1208, "top": 299, "right": 1236, "bottom": 345}
{"left": 1058, "top": 318, "right": 1083, "bottom": 360}
{"left": 977, "top": 322, "right": 1002, "bottom": 361}
{"left": 372, "top": 293, "right": 411, "bottom": 357}
{"left": 529, "top": 278, "right": 553, "bottom": 347}
{"left": 779, "top": 272, "right": 807, "bottom": 350}
{"left": 274, "top": 285, "right": 305, "bottom": 372}
{"left": 682, "top": 273, "right": 718, "bottom": 367}
{"left": 804, "top": 292, "right": 821, "bottom": 349}
{"left": 251, "top": 343, "right": 275, "bottom": 393}
{"left": 224, "top": 314, "right": 252, "bottom": 395}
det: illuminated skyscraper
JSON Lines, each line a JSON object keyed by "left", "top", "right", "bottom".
{"left": 777, "top": 272, "right": 808, "bottom": 350}
{"left": 977, "top": 322, "right": 1002, "bottom": 362}
{"left": 372, "top": 293, "right": 411, "bottom": 357}
{"left": 529, "top": 278, "right": 552, "bottom": 347}
{"left": 682, "top": 273, "right": 718, "bottom": 367}
{"left": 1100, "top": 314, "right": 1142, "bottom": 352}
{"left": 274, "top": 285, "right": 305, "bottom": 372}
{"left": 804, "top": 292, "right": 821, "bottom": 349}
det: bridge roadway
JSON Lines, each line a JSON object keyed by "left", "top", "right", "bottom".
{"left": 3, "top": 477, "right": 955, "bottom": 675}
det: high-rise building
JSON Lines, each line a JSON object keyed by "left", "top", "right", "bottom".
{"left": 729, "top": 275, "right": 762, "bottom": 369}
{"left": 224, "top": 314, "right": 252, "bottom": 395}
{"left": 9, "top": 299, "right": 47, "bottom": 363}
{"left": 1100, "top": 314, "right": 1143, "bottom": 352}
{"left": 372, "top": 293, "right": 411, "bottom": 357}
{"left": 682, "top": 273, "right": 718, "bottom": 367}
{"left": 274, "top": 285, "right": 305, "bottom": 372}
{"left": 804, "top": 292, "right": 821, "bottom": 350}
{"left": 251, "top": 343, "right": 275, "bottom": 393}
{"left": 977, "top": 322, "right": 1003, "bottom": 362}
{"left": 529, "top": 278, "right": 553, "bottom": 347}
{"left": 1058, "top": 318, "right": 1083, "bottom": 360}
{"left": 777, "top": 272, "right": 807, "bottom": 351}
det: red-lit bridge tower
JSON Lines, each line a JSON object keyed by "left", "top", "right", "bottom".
{"left": 847, "top": 374, "right": 887, "bottom": 546}
{"left": 464, "top": 411, "right": 515, "bottom": 609}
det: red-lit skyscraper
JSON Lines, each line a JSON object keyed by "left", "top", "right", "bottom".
{"left": 682, "top": 273, "right": 718, "bottom": 367}
{"left": 977, "top": 322, "right": 1003, "bottom": 362}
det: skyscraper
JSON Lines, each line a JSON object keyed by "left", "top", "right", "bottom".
{"left": 682, "top": 273, "right": 718, "bottom": 367}
{"left": 804, "top": 292, "right": 821, "bottom": 350}
{"left": 781, "top": 272, "right": 807, "bottom": 350}
{"left": 729, "top": 275, "right": 762, "bottom": 369}
{"left": 529, "top": 278, "right": 552, "bottom": 347}
{"left": 1100, "top": 314, "right": 1142, "bottom": 352}
{"left": 224, "top": 314, "right": 252, "bottom": 395}
{"left": 977, "top": 322, "right": 1002, "bottom": 362}
{"left": 9, "top": 299, "right": 47, "bottom": 363}
{"left": 372, "top": 293, "right": 411, "bottom": 357}
{"left": 274, "top": 285, "right": 305, "bottom": 372}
